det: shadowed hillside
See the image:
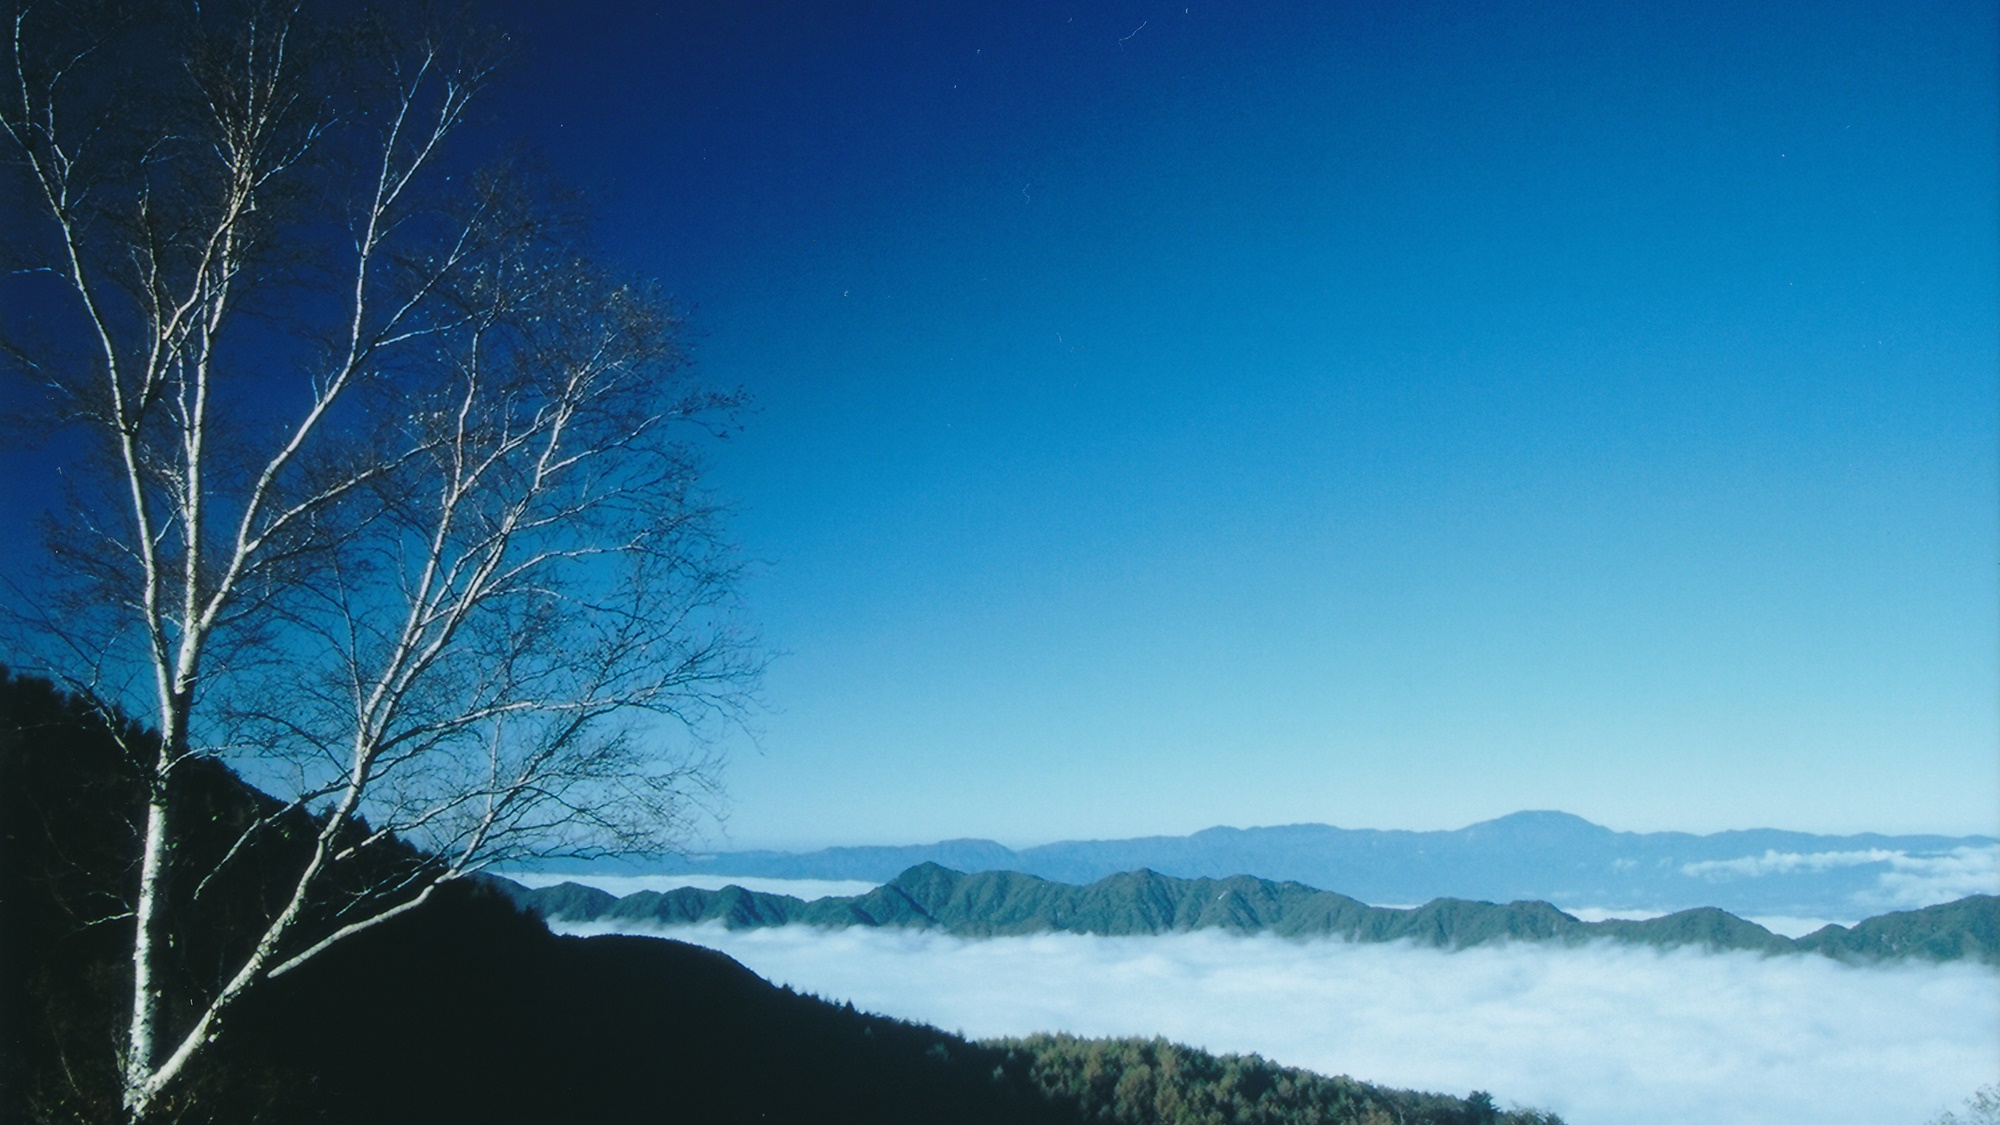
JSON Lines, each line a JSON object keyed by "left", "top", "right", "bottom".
{"left": 1, "top": 670, "right": 1561, "bottom": 1124}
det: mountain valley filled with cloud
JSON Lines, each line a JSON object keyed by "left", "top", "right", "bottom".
{"left": 548, "top": 915, "right": 1994, "bottom": 1125}
{"left": 504, "top": 812, "right": 1999, "bottom": 1125}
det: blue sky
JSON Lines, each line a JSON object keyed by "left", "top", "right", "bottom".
{"left": 8, "top": 1, "right": 1996, "bottom": 847}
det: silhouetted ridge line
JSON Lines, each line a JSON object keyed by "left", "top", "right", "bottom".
{"left": 498, "top": 863, "right": 2000, "bottom": 963}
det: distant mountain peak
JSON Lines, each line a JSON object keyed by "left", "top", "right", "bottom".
{"left": 1464, "top": 810, "right": 1613, "bottom": 835}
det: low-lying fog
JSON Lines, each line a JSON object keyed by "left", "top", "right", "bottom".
{"left": 552, "top": 916, "right": 1997, "bottom": 1125}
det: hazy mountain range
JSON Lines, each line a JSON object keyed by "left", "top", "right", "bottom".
{"left": 495, "top": 863, "right": 2000, "bottom": 964}
{"left": 518, "top": 810, "right": 1998, "bottom": 920}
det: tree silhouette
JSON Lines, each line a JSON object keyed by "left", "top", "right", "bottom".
{"left": 0, "top": 1, "right": 757, "bottom": 1115}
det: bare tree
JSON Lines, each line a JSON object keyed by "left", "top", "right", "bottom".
{"left": 1930, "top": 1087, "right": 2000, "bottom": 1125}
{"left": 0, "top": 1, "right": 756, "bottom": 1117}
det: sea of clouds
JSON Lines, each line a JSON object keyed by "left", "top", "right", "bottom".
{"left": 552, "top": 917, "right": 1997, "bottom": 1125}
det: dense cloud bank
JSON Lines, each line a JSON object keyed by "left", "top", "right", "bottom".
{"left": 556, "top": 922, "right": 1998, "bottom": 1125}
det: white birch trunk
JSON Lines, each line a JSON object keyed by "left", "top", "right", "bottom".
{"left": 4, "top": 7, "right": 753, "bottom": 1118}
{"left": 121, "top": 789, "right": 170, "bottom": 1113}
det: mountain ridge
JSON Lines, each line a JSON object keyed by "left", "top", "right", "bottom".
{"left": 515, "top": 811, "right": 1998, "bottom": 920}
{"left": 493, "top": 863, "right": 2000, "bottom": 964}
{"left": 3, "top": 668, "right": 1564, "bottom": 1125}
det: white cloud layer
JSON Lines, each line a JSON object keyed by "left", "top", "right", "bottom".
{"left": 1677, "top": 845, "right": 2000, "bottom": 915}
{"left": 1866, "top": 847, "right": 2000, "bottom": 911}
{"left": 1680, "top": 848, "right": 1906, "bottom": 878}
{"left": 555, "top": 922, "right": 1999, "bottom": 1125}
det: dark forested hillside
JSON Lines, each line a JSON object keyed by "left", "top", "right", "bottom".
{"left": 502, "top": 861, "right": 2000, "bottom": 964}
{"left": 1, "top": 670, "right": 1562, "bottom": 1124}
{"left": 991, "top": 1035, "right": 1557, "bottom": 1125}
{"left": 1793, "top": 894, "right": 2000, "bottom": 962}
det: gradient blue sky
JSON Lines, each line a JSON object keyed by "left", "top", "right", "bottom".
{"left": 9, "top": 1, "right": 1996, "bottom": 846}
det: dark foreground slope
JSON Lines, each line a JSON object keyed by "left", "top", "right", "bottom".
{"left": 1, "top": 670, "right": 1557, "bottom": 1125}
{"left": 505, "top": 863, "right": 2000, "bottom": 964}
